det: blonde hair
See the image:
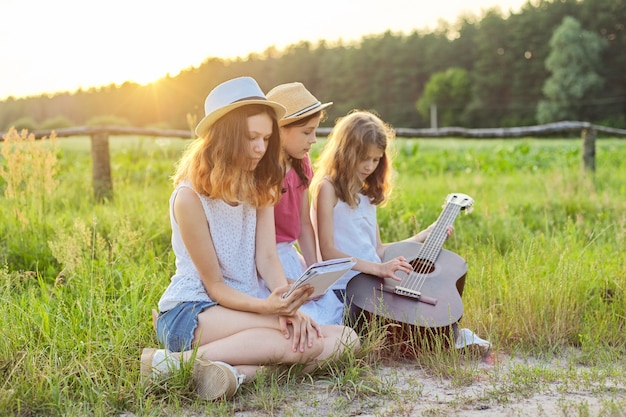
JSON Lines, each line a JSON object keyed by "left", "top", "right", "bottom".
{"left": 311, "top": 110, "right": 395, "bottom": 208}
{"left": 173, "top": 104, "right": 283, "bottom": 207}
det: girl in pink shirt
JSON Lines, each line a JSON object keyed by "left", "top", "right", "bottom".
{"left": 266, "top": 82, "right": 345, "bottom": 325}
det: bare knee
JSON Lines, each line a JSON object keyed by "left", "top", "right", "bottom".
{"left": 332, "top": 325, "right": 360, "bottom": 351}
{"left": 342, "top": 326, "right": 361, "bottom": 351}
{"left": 278, "top": 336, "right": 325, "bottom": 364}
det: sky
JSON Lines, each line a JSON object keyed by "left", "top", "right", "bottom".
{"left": 0, "top": 0, "right": 529, "bottom": 100}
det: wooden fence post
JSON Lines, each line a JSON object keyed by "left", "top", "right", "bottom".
{"left": 90, "top": 131, "right": 113, "bottom": 201}
{"left": 430, "top": 104, "right": 438, "bottom": 130}
{"left": 582, "top": 127, "right": 596, "bottom": 172}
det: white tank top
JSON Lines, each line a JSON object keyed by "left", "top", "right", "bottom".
{"left": 158, "top": 183, "right": 258, "bottom": 312}
{"left": 315, "top": 193, "right": 381, "bottom": 290}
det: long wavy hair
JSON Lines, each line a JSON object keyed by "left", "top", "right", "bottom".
{"left": 311, "top": 110, "right": 394, "bottom": 208}
{"left": 173, "top": 104, "right": 283, "bottom": 207}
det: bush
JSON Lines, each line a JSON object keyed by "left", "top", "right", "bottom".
{"left": 39, "top": 115, "right": 74, "bottom": 130}
{"left": 5, "top": 116, "right": 37, "bottom": 132}
{"left": 86, "top": 114, "right": 130, "bottom": 126}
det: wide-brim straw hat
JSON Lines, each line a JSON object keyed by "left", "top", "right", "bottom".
{"left": 266, "top": 82, "right": 333, "bottom": 127}
{"left": 195, "top": 76, "right": 287, "bottom": 137}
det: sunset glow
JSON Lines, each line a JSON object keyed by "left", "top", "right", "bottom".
{"left": 0, "top": 0, "right": 527, "bottom": 100}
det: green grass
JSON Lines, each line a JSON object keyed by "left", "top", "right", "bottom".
{"left": 1, "top": 129, "right": 625, "bottom": 415}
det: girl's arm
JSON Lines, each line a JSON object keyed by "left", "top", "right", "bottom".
{"left": 377, "top": 223, "right": 431, "bottom": 254}
{"left": 174, "top": 188, "right": 310, "bottom": 316}
{"left": 255, "top": 206, "right": 291, "bottom": 291}
{"left": 374, "top": 224, "right": 388, "bottom": 260}
{"left": 392, "top": 223, "right": 454, "bottom": 246}
{"left": 256, "top": 205, "right": 323, "bottom": 349}
{"left": 296, "top": 190, "right": 318, "bottom": 267}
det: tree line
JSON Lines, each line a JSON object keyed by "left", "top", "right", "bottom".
{"left": 1, "top": 0, "right": 624, "bottom": 133}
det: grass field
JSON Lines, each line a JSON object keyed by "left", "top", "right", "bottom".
{"left": 1, "top": 129, "right": 625, "bottom": 416}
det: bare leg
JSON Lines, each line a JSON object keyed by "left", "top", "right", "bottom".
{"left": 152, "top": 309, "right": 158, "bottom": 332}
{"left": 177, "top": 306, "right": 359, "bottom": 380}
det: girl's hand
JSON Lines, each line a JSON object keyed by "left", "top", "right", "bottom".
{"left": 278, "top": 311, "right": 324, "bottom": 352}
{"left": 266, "top": 283, "right": 313, "bottom": 316}
{"left": 378, "top": 256, "right": 412, "bottom": 281}
{"left": 417, "top": 223, "right": 454, "bottom": 242}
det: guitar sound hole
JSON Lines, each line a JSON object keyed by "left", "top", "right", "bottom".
{"left": 411, "top": 259, "right": 434, "bottom": 274}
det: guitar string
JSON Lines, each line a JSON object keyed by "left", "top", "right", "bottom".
{"left": 416, "top": 204, "right": 460, "bottom": 287}
{"left": 403, "top": 213, "right": 446, "bottom": 290}
{"left": 401, "top": 203, "right": 462, "bottom": 294}
{"left": 406, "top": 205, "right": 456, "bottom": 291}
{"left": 405, "top": 208, "right": 451, "bottom": 290}
{"left": 414, "top": 204, "right": 461, "bottom": 288}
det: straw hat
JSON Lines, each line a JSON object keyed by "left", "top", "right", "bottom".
{"left": 266, "top": 82, "right": 333, "bottom": 127}
{"left": 195, "top": 76, "right": 287, "bottom": 137}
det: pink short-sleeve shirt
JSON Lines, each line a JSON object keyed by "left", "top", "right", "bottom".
{"left": 274, "top": 156, "right": 313, "bottom": 243}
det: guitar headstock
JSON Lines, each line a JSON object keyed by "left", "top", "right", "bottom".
{"left": 444, "top": 193, "right": 474, "bottom": 214}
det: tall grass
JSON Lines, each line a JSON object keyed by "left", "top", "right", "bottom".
{"left": 1, "top": 128, "right": 625, "bottom": 415}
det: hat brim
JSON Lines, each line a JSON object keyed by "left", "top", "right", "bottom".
{"left": 195, "top": 100, "right": 287, "bottom": 137}
{"left": 278, "top": 102, "right": 333, "bottom": 127}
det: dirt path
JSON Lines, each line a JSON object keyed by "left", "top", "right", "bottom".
{"left": 229, "top": 350, "right": 626, "bottom": 417}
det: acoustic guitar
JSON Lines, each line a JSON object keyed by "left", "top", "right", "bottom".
{"left": 345, "top": 193, "right": 474, "bottom": 329}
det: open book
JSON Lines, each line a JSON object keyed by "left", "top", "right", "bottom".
{"left": 283, "top": 257, "right": 357, "bottom": 299}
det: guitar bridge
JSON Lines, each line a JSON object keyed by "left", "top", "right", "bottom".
{"left": 394, "top": 286, "right": 421, "bottom": 299}
{"left": 394, "top": 286, "right": 438, "bottom": 306}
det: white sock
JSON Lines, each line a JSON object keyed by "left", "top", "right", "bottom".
{"left": 152, "top": 349, "right": 180, "bottom": 375}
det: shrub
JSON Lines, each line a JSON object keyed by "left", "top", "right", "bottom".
{"left": 86, "top": 114, "right": 130, "bottom": 126}
{"left": 5, "top": 116, "right": 37, "bottom": 132}
{"left": 39, "top": 115, "right": 75, "bottom": 130}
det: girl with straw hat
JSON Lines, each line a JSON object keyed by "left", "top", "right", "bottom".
{"left": 265, "top": 82, "right": 345, "bottom": 325}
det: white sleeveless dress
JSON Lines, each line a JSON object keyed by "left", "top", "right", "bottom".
{"left": 158, "top": 183, "right": 259, "bottom": 312}
{"left": 311, "top": 193, "right": 381, "bottom": 291}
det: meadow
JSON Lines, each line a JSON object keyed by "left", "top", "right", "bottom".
{"left": 0, "top": 128, "right": 625, "bottom": 416}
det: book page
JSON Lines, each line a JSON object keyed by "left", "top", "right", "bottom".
{"left": 283, "top": 257, "right": 356, "bottom": 299}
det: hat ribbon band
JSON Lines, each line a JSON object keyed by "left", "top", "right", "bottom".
{"left": 286, "top": 101, "right": 322, "bottom": 118}
{"left": 233, "top": 96, "right": 267, "bottom": 103}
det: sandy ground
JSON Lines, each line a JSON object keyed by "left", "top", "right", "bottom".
{"left": 118, "top": 347, "right": 625, "bottom": 416}
{"left": 227, "top": 350, "right": 626, "bottom": 417}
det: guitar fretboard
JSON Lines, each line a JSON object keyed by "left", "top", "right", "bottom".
{"left": 415, "top": 203, "right": 462, "bottom": 264}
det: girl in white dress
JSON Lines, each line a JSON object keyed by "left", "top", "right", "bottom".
{"left": 310, "top": 110, "right": 431, "bottom": 300}
{"left": 310, "top": 110, "right": 488, "bottom": 351}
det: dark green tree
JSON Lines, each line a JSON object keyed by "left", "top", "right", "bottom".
{"left": 1, "top": 0, "right": 625, "bottom": 131}
{"left": 416, "top": 67, "right": 471, "bottom": 127}
{"left": 579, "top": 0, "right": 626, "bottom": 126}
{"left": 464, "top": 9, "right": 516, "bottom": 127}
{"left": 537, "top": 16, "right": 608, "bottom": 123}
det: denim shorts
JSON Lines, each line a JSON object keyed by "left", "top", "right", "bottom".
{"left": 156, "top": 301, "right": 217, "bottom": 352}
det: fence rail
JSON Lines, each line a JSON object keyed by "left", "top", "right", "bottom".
{"left": 2, "top": 121, "right": 625, "bottom": 202}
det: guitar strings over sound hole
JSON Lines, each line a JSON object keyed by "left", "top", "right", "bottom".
{"left": 411, "top": 259, "right": 435, "bottom": 274}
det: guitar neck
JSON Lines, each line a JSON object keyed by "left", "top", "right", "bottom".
{"left": 417, "top": 203, "right": 462, "bottom": 262}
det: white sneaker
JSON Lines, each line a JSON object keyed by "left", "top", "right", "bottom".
{"left": 454, "top": 328, "right": 491, "bottom": 350}
{"left": 141, "top": 348, "right": 245, "bottom": 400}
{"left": 193, "top": 360, "right": 245, "bottom": 401}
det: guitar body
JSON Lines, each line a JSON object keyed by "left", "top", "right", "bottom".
{"left": 346, "top": 240, "right": 467, "bottom": 329}
{"left": 344, "top": 193, "right": 473, "bottom": 349}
